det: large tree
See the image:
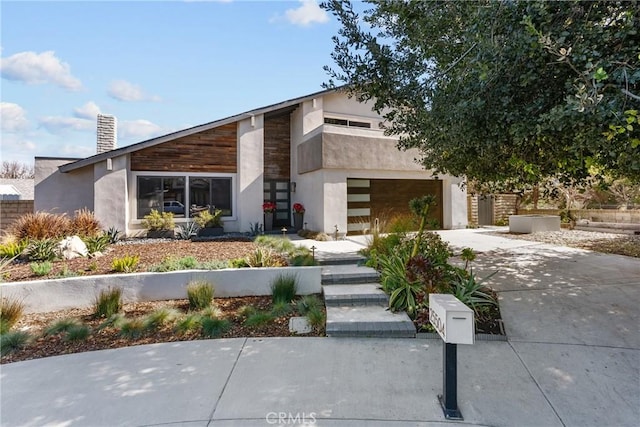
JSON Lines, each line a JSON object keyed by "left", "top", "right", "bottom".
{"left": 322, "top": 0, "right": 640, "bottom": 185}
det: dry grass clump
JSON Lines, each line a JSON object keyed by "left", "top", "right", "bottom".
{"left": 10, "top": 212, "right": 72, "bottom": 240}
{"left": 70, "top": 208, "right": 102, "bottom": 237}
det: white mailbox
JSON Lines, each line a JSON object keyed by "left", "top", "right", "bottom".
{"left": 429, "top": 294, "right": 475, "bottom": 345}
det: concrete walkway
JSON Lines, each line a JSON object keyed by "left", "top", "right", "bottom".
{"left": 1, "top": 229, "right": 638, "bottom": 426}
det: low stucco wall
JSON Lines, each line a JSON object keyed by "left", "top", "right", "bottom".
{"left": 0, "top": 266, "right": 322, "bottom": 314}
{"left": 509, "top": 215, "right": 561, "bottom": 233}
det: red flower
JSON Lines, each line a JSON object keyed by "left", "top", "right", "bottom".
{"left": 292, "top": 203, "right": 305, "bottom": 214}
{"left": 262, "top": 202, "right": 277, "bottom": 212}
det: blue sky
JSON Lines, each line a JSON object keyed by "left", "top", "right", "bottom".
{"left": 1, "top": 0, "right": 346, "bottom": 164}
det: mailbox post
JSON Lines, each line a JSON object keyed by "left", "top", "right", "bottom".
{"left": 429, "top": 294, "right": 475, "bottom": 421}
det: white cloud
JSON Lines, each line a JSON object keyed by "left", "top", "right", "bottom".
{"left": 119, "top": 119, "right": 164, "bottom": 140}
{"left": 0, "top": 51, "right": 83, "bottom": 91}
{"left": 0, "top": 102, "right": 29, "bottom": 132}
{"left": 73, "top": 101, "right": 101, "bottom": 120}
{"left": 108, "top": 80, "right": 161, "bottom": 102}
{"left": 39, "top": 116, "right": 94, "bottom": 134}
{"left": 283, "top": 0, "right": 329, "bottom": 26}
{"left": 59, "top": 144, "right": 95, "bottom": 158}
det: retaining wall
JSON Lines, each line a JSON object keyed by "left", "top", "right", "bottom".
{"left": 517, "top": 209, "right": 640, "bottom": 224}
{"left": 0, "top": 266, "right": 322, "bottom": 314}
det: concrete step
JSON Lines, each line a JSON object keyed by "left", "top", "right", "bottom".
{"left": 317, "top": 254, "right": 367, "bottom": 266}
{"left": 326, "top": 306, "right": 416, "bottom": 338}
{"left": 323, "top": 284, "right": 388, "bottom": 307}
{"left": 321, "top": 264, "right": 379, "bottom": 285}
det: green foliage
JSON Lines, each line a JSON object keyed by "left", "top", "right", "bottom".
{"left": 142, "top": 209, "right": 175, "bottom": 231}
{"left": 244, "top": 311, "right": 274, "bottom": 327}
{"left": 56, "top": 264, "right": 78, "bottom": 278}
{"left": 0, "top": 240, "right": 28, "bottom": 258}
{"left": 229, "top": 258, "right": 249, "bottom": 268}
{"left": 143, "top": 307, "right": 180, "bottom": 330}
{"left": 30, "top": 261, "right": 53, "bottom": 276}
{"left": 245, "top": 248, "right": 284, "bottom": 267}
{"left": 45, "top": 318, "right": 83, "bottom": 336}
{"left": 409, "top": 195, "right": 438, "bottom": 257}
{"left": 197, "top": 260, "right": 231, "bottom": 270}
{"left": 25, "top": 238, "right": 58, "bottom": 262}
{"left": 70, "top": 208, "right": 102, "bottom": 237}
{"left": 248, "top": 221, "right": 262, "bottom": 236}
{"left": 176, "top": 222, "right": 200, "bottom": 240}
{"left": 111, "top": 255, "right": 139, "bottom": 272}
{"left": 64, "top": 324, "right": 91, "bottom": 342}
{"left": 174, "top": 313, "right": 202, "bottom": 335}
{"left": 323, "top": 0, "right": 640, "bottom": 184}
{"left": 271, "top": 301, "right": 293, "bottom": 317}
{"left": 254, "top": 235, "right": 296, "bottom": 254}
{"left": 83, "top": 234, "right": 110, "bottom": 254}
{"left": 461, "top": 248, "right": 476, "bottom": 270}
{"left": 295, "top": 295, "right": 323, "bottom": 316}
{"left": 452, "top": 270, "right": 497, "bottom": 309}
{"left": 105, "top": 226, "right": 122, "bottom": 244}
{"left": 10, "top": 212, "right": 71, "bottom": 240}
{"left": 306, "top": 306, "right": 325, "bottom": 329}
{"left": 0, "top": 330, "right": 31, "bottom": 356}
{"left": 194, "top": 209, "right": 223, "bottom": 228}
{"left": 187, "top": 281, "right": 214, "bottom": 310}
{"left": 118, "top": 317, "right": 146, "bottom": 339}
{"left": 237, "top": 305, "right": 257, "bottom": 319}
{"left": 94, "top": 287, "right": 122, "bottom": 318}
{"left": 201, "top": 316, "right": 230, "bottom": 338}
{"left": 0, "top": 297, "right": 24, "bottom": 334}
{"left": 270, "top": 274, "right": 298, "bottom": 304}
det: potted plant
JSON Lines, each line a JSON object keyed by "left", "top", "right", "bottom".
{"left": 263, "top": 201, "right": 276, "bottom": 231}
{"left": 194, "top": 208, "right": 224, "bottom": 237}
{"left": 292, "top": 202, "right": 305, "bottom": 231}
{"left": 142, "top": 209, "right": 175, "bottom": 238}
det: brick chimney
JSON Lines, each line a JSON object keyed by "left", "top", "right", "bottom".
{"left": 97, "top": 114, "right": 117, "bottom": 154}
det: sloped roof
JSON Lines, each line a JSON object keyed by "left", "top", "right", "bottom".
{"left": 60, "top": 86, "right": 340, "bottom": 173}
{"left": 0, "top": 179, "right": 35, "bottom": 200}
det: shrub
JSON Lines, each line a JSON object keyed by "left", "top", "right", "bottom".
{"left": 306, "top": 306, "right": 325, "bottom": 329}
{"left": 10, "top": 212, "right": 71, "bottom": 240}
{"left": 65, "top": 324, "right": 91, "bottom": 341}
{"left": 94, "top": 287, "right": 122, "bottom": 318}
{"left": 118, "top": 317, "right": 146, "bottom": 339}
{"left": 201, "top": 316, "right": 230, "bottom": 338}
{"left": 245, "top": 248, "right": 284, "bottom": 267}
{"left": 229, "top": 258, "right": 249, "bottom": 268}
{"left": 112, "top": 255, "right": 139, "bottom": 272}
{"left": 452, "top": 270, "right": 497, "bottom": 310}
{"left": 30, "top": 261, "right": 53, "bottom": 276}
{"left": 194, "top": 209, "right": 223, "bottom": 228}
{"left": 271, "top": 300, "right": 293, "bottom": 317}
{"left": 0, "top": 239, "right": 28, "bottom": 258}
{"left": 176, "top": 222, "right": 200, "bottom": 240}
{"left": 149, "top": 256, "right": 198, "bottom": 272}
{"left": 187, "top": 281, "right": 214, "bottom": 310}
{"left": 105, "top": 226, "right": 122, "bottom": 244}
{"left": 254, "top": 235, "right": 296, "bottom": 254}
{"left": 200, "top": 305, "right": 223, "bottom": 319}
{"left": 270, "top": 274, "right": 298, "bottom": 304}
{"left": 237, "top": 305, "right": 257, "bottom": 319}
{"left": 0, "top": 330, "right": 31, "bottom": 356}
{"left": 70, "top": 208, "right": 102, "bottom": 237}
{"left": 388, "top": 214, "right": 419, "bottom": 233}
{"left": 198, "top": 260, "right": 231, "bottom": 270}
{"left": 290, "top": 253, "right": 316, "bottom": 266}
{"left": 143, "top": 307, "right": 180, "bottom": 330}
{"left": 295, "top": 295, "right": 322, "bottom": 315}
{"left": 142, "top": 209, "right": 175, "bottom": 231}
{"left": 244, "top": 311, "right": 274, "bottom": 327}
{"left": 45, "top": 318, "right": 83, "bottom": 336}
{"left": 56, "top": 264, "right": 78, "bottom": 278}
{"left": 83, "top": 234, "right": 110, "bottom": 254}
{"left": 174, "top": 313, "right": 202, "bottom": 335}
{"left": 0, "top": 297, "right": 24, "bottom": 334}
{"left": 297, "top": 229, "right": 330, "bottom": 241}
{"left": 25, "top": 238, "right": 58, "bottom": 262}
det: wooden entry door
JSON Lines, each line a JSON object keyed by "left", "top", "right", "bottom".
{"left": 264, "top": 180, "right": 291, "bottom": 228}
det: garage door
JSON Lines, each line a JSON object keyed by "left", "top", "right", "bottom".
{"left": 346, "top": 179, "right": 443, "bottom": 235}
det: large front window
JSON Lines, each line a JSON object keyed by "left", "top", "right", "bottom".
{"left": 136, "top": 175, "right": 232, "bottom": 219}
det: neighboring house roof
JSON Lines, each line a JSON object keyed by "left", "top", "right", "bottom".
{"left": 0, "top": 179, "right": 35, "bottom": 200}
{"left": 60, "top": 86, "right": 343, "bottom": 173}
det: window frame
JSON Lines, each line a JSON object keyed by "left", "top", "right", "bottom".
{"left": 324, "top": 116, "right": 372, "bottom": 129}
{"left": 132, "top": 171, "right": 236, "bottom": 222}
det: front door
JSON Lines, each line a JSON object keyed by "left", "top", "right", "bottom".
{"left": 264, "top": 180, "right": 290, "bottom": 228}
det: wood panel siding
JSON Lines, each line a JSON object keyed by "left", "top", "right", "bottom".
{"left": 131, "top": 123, "right": 237, "bottom": 172}
{"left": 264, "top": 115, "right": 291, "bottom": 180}
{"left": 347, "top": 179, "right": 443, "bottom": 234}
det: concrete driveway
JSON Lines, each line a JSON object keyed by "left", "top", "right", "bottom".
{"left": 1, "top": 229, "right": 638, "bottom": 426}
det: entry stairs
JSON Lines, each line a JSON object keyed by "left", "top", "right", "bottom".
{"left": 320, "top": 256, "right": 416, "bottom": 338}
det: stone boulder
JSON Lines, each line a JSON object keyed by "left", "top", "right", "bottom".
{"left": 57, "top": 236, "right": 89, "bottom": 260}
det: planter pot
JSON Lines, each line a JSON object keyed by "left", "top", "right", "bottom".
{"left": 264, "top": 212, "right": 274, "bottom": 231}
{"left": 293, "top": 212, "right": 304, "bottom": 231}
{"left": 147, "top": 230, "right": 174, "bottom": 239}
{"left": 198, "top": 227, "right": 224, "bottom": 237}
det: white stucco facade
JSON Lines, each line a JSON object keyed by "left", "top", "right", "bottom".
{"left": 35, "top": 89, "right": 467, "bottom": 235}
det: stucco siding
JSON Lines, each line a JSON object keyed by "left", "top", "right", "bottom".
{"left": 35, "top": 157, "right": 94, "bottom": 215}
{"left": 94, "top": 155, "right": 129, "bottom": 233}
{"left": 237, "top": 115, "right": 264, "bottom": 233}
